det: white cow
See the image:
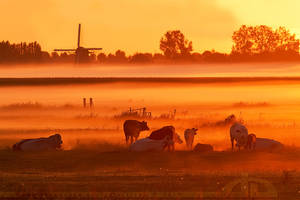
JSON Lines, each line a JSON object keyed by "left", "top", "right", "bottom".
{"left": 130, "top": 133, "right": 183, "bottom": 152}
{"left": 230, "top": 123, "right": 248, "bottom": 151}
{"left": 184, "top": 128, "right": 198, "bottom": 150}
{"left": 13, "top": 134, "right": 63, "bottom": 151}
{"left": 129, "top": 137, "right": 168, "bottom": 152}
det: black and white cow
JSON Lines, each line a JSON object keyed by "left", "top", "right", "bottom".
{"left": 148, "top": 126, "right": 183, "bottom": 151}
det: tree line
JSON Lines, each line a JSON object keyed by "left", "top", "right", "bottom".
{"left": 0, "top": 25, "right": 299, "bottom": 64}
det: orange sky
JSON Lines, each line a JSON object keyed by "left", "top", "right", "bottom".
{"left": 1, "top": 0, "right": 300, "bottom": 54}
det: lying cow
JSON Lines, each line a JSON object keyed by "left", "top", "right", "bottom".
{"left": 193, "top": 143, "right": 213, "bottom": 152}
{"left": 123, "top": 120, "right": 149, "bottom": 144}
{"left": 12, "top": 134, "right": 63, "bottom": 151}
{"left": 184, "top": 128, "right": 198, "bottom": 150}
{"left": 230, "top": 123, "right": 248, "bottom": 151}
{"left": 149, "top": 126, "right": 183, "bottom": 151}
{"left": 129, "top": 137, "right": 169, "bottom": 152}
{"left": 255, "top": 138, "right": 284, "bottom": 151}
{"left": 246, "top": 133, "right": 256, "bottom": 150}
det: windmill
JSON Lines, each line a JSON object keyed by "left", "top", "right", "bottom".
{"left": 54, "top": 24, "right": 102, "bottom": 63}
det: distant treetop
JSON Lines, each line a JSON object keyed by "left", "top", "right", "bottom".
{"left": 160, "top": 30, "right": 193, "bottom": 60}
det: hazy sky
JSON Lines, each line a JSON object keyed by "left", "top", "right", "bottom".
{"left": 1, "top": 0, "right": 299, "bottom": 54}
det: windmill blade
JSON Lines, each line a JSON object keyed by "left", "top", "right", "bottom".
{"left": 77, "top": 24, "right": 81, "bottom": 48}
{"left": 54, "top": 49, "right": 76, "bottom": 51}
{"left": 85, "top": 48, "right": 102, "bottom": 50}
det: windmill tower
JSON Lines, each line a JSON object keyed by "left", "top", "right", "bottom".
{"left": 54, "top": 24, "right": 102, "bottom": 63}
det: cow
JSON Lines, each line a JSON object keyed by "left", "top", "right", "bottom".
{"left": 184, "top": 128, "right": 198, "bottom": 150}
{"left": 129, "top": 137, "right": 169, "bottom": 152}
{"left": 193, "top": 143, "right": 214, "bottom": 152}
{"left": 246, "top": 133, "right": 256, "bottom": 150}
{"left": 149, "top": 126, "right": 183, "bottom": 151}
{"left": 224, "top": 114, "right": 237, "bottom": 125}
{"left": 230, "top": 123, "right": 248, "bottom": 151}
{"left": 12, "top": 134, "right": 63, "bottom": 151}
{"left": 255, "top": 138, "right": 284, "bottom": 151}
{"left": 123, "top": 120, "right": 149, "bottom": 144}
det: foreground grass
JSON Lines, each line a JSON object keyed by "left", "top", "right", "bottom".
{"left": 1, "top": 148, "right": 300, "bottom": 172}
{"left": 1, "top": 149, "right": 300, "bottom": 199}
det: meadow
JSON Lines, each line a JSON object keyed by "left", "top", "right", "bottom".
{"left": 1, "top": 75, "right": 300, "bottom": 199}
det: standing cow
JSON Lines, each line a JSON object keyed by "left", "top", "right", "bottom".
{"left": 246, "top": 133, "right": 256, "bottom": 150}
{"left": 184, "top": 128, "right": 198, "bottom": 150}
{"left": 149, "top": 126, "right": 183, "bottom": 151}
{"left": 12, "top": 134, "right": 63, "bottom": 151}
{"left": 123, "top": 120, "right": 149, "bottom": 144}
{"left": 230, "top": 123, "right": 248, "bottom": 151}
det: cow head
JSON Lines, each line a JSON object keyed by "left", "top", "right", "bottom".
{"left": 191, "top": 128, "right": 198, "bottom": 135}
{"left": 140, "top": 121, "right": 150, "bottom": 131}
{"left": 49, "top": 134, "right": 63, "bottom": 148}
{"left": 174, "top": 133, "right": 183, "bottom": 144}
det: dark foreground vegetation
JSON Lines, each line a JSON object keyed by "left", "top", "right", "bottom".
{"left": 1, "top": 25, "right": 300, "bottom": 64}
{"left": 0, "top": 149, "right": 300, "bottom": 199}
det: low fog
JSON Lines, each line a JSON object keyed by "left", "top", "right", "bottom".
{"left": 1, "top": 63, "right": 300, "bottom": 77}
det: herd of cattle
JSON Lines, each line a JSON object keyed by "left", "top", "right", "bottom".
{"left": 11, "top": 119, "right": 284, "bottom": 152}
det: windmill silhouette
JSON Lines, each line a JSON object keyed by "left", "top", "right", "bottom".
{"left": 54, "top": 24, "right": 102, "bottom": 63}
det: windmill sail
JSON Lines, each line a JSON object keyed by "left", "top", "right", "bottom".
{"left": 77, "top": 24, "right": 81, "bottom": 48}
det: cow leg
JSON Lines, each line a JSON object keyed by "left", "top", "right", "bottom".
{"left": 130, "top": 136, "right": 134, "bottom": 144}
{"left": 231, "top": 138, "right": 234, "bottom": 151}
{"left": 134, "top": 136, "right": 138, "bottom": 142}
{"left": 125, "top": 135, "right": 129, "bottom": 144}
{"left": 171, "top": 144, "right": 175, "bottom": 152}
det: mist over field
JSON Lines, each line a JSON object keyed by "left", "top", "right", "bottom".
{"left": 1, "top": 62, "right": 300, "bottom": 77}
{"left": 1, "top": 68, "right": 300, "bottom": 150}
{"left": 1, "top": 63, "right": 300, "bottom": 198}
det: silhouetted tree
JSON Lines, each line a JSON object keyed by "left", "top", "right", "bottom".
{"left": 191, "top": 52, "right": 202, "bottom": 62}
{"left": 97, "top": 53, "right": 107, "bottom": 63}
{"left": 130, "top": 53, "right": 152, "bottom": 63}
{"left": 114, "top": 50, "right": 127, "bottom": 63}
{"left": 232, "top": 25, "right": 299, "bottom": 56}
{"left": 89, "top": 53, "right": 97, "bottom": 62}
{"left": 160, "top": 30, "right": 193, "bottom": 60}
{"left": 0, "top": 41, "right": 43, "bottom": 63}
{"left": 202, "top": 50, "right": 228, "bottom": 62}
{"left": 153, "top": 53, "right": 167, "bottom": 63}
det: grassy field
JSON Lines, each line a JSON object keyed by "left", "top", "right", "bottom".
{"left": 1, "top": 77, "right": 300, "bottom": 199}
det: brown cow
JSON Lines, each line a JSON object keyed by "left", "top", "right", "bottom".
{"left": 123, "top": 120, "right": 149, "bottom": 144}
{"left": 149, "top": 126, "right": 183, "bottom": 151}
